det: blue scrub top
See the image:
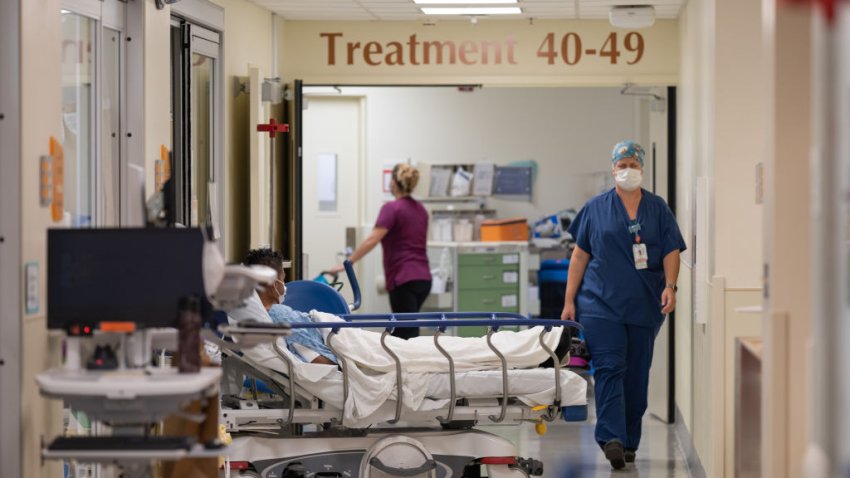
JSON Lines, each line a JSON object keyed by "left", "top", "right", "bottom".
{"left": 568, "top": 188, "right": 687, "bottom": 328}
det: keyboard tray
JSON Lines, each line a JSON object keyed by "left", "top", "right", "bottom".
{"left": 48, "top": 435, "right": 195, "bottom": 452}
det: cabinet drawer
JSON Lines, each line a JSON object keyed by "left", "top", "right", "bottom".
{"left": 458, "top": 265, "right": 520, "bottom": 290}
{"left": 458, "top": 253, "right": 520, "bottom": 267}
{"left": 458, "top": 290, "right": 520, "bottom": 313}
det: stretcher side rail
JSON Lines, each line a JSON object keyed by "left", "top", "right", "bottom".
{"left": 204, "top": 330, "right": 320, "bottom": 415}
{"left": 270, "top": 316, "right": 583, "bottom": 427}
{"left": 221, "top": 400, "right": 561, "bottom": 432}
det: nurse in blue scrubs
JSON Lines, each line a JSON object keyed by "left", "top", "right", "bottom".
{"left": 561, "top": 140, "right": 686, "bottom": 470}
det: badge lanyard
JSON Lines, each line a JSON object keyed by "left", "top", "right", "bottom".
{"left": 629, "top": 219, "right": 648, "bottom": 270}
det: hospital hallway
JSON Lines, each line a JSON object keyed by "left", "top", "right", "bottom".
{"left": 482, "top": 392, "right": 694, "bottom": 478}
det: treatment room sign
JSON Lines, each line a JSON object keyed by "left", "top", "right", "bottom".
{"left": 281, "top": 20, "right": 679, "bottom": 86}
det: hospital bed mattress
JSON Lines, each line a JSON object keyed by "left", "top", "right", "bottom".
{"left": 423, "top": 368, "right": 587, "bottom": 404}
{"left": 287, "top": 366, "right": 587, "bottom": 410}
{"left": 235, "top": 338, "right": 587, "bottom": 425}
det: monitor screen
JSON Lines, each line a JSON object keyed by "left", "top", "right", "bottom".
{"left": 47, "top": 228, "right": 207, "bottom": 331}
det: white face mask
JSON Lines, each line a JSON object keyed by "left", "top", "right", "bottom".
{"left": 274, "top": 279, "right": 287, "bottom": 304}
{"left": 614, "top": 168, "right": 643, "bottom": 191}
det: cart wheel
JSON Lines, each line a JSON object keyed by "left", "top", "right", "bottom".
{"left": 461, "top": 462, "right": 482, "bottom": 478}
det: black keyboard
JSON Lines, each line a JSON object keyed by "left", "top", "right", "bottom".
{"left": 48, "top": 436, "right": 195, "bottom": 451}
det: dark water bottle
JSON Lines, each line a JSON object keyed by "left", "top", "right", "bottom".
{"left": 177, "top": 296, "right": 202, "bottom": 373}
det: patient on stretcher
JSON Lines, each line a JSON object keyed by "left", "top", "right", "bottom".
{"left": 230, "top": 289, "right": 571, "bottom": 370}
{"left": 234, "top": 248, "right": 337, "bottom": 365}
{"left": 233, "top": 248, "right": 571, "bottom": 368}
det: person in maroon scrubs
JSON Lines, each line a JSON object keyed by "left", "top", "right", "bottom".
{"left": 330, "top": 163, "right": 432, "bottom": 339}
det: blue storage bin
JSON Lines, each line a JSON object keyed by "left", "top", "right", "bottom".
{"left": 539, "top": 259, "right": 569, "bottom": 284}
{"left": 538, "top": 259, "right": 569, "bottom": 319}
{"left": 540, "top": 258, "right": 570, "bottom": 271}
{"left": 562, "top": 405, "right": 588, "bottom": 422}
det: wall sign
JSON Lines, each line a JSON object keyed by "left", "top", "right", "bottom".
{"left": 282, "top": 20, "right": 679, "bottom": 86}
{"left": 319, "top": 31, "right": 646, "bottom": 67}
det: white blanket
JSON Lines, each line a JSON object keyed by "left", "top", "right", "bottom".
{"left": 311, "top": 311, "right": 563, "bottom": 373}
{"left": 228, "top": 299, "right": 577, "bottom": 426}
{"left": 309, "top": 311, "right": 566, "bottom": 423}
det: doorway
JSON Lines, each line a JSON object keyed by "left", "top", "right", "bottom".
{"left": 296, "top": 85, "right": 677, "bottom": 419}
{"left": 170, "top": 17, "right": 223, "bottom": 233}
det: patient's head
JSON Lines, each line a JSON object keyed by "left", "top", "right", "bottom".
{"left": 245, "top": 248, "right": 288, "bottom": 310}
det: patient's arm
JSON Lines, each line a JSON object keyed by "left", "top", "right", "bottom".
{"left": 292, "top": 341, "right": 337, "bottom": 365}
{"left": 312, "top": 355, "right": 336, "bottom": 365}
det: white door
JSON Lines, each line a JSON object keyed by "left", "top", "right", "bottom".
{"left": 302, "top": 95, "right": 363, "bottom": 304}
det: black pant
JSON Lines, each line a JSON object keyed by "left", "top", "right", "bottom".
{"left": 388, "top": 280, "right": 431, "bottom": 339}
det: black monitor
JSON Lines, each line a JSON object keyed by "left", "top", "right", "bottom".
{"left": 47, "top": 228, "right": 207, "bottom": 332}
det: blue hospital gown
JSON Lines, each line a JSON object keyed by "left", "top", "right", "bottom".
{"left": 268, "top": 304, "right": 338, "bottom": 363}
{"left": 567, "top": 188, "right": 687, "bottom": 328}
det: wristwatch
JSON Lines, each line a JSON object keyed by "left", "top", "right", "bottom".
{"left": 665, "top": 283, "right": 678, "bottom": 292}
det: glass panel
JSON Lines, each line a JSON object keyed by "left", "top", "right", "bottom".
{"left": 61, "top": 12, "right": 96, "bottom": 227}
{"left": 101, "top": 27, "right": 121, "bottom": 226}
{"left": 190, "top": 52, "right": 212, "bottom": 226}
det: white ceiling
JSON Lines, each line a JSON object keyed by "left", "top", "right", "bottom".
{"left": 249, "top": 0, "right": 687, "bottom": 21}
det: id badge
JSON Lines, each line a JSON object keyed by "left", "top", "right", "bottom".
{"left": 633, "top": 243, "right": 648, "bottom": 270}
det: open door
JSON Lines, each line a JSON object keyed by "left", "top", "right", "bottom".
{"left": 284, "top": 79, "right": 304, "bottom": 279}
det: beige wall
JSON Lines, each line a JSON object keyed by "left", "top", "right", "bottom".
{"left": 714, "top": 0, "right": 765, "bottom": 289}
{"left": 20, "top": 0, "right": 65, "bottom": 475}
{"left": 677, "top": 0, "right": 766, "bottom": 476}
{"left": 676, "top": 1, "right": 716, "bottom": 473}
{"left": 761, "top": 4, "right": 813, "bottom": 478}
{"left": 713, "top": 0, "right": 767, "bottom": 474}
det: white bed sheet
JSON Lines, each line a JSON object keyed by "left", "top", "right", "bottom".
{"left": 240, "top": 344, "right": 587, "bottom": 427}
{"left": 227, "top": 295, "right": 586, "bottom": 426}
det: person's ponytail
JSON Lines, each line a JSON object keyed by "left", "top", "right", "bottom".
{"left": 393, "top": 164, "right": 420, "bottom": 195}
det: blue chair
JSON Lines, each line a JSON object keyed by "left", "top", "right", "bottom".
{"left": 282, "top": 261, "right": 361, "bottom": 314}
{"left": 282, "top": 281, "right": 351, "bottom": 315}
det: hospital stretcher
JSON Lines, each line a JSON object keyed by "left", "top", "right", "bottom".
{"left": 214, "top": 314, "right": 589, "bottom": 478}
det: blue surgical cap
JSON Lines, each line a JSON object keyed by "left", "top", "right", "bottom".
{"left": 611, "top": 140, "right": 645, "bottom": 166}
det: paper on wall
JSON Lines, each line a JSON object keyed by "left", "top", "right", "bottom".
{"left": 473, "top": 162, "right": 495, "bottom": 196}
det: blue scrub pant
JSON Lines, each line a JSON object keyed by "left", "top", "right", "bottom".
{"left": 582, "top": 317, "right": 661, "bottom": 451}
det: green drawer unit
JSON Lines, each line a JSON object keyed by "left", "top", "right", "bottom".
{"left": 457, "top": 265, "right": 520, "bottom": 290}
{"left": 458, "top": 253, "right": 520, "bottom": 267}
{"left": 455, "top": 252, "right": 522, "bottom": 337}
{"left": 457, "top": 289, "right": 519, "bottom": 313}
{"left": 455, "top": 288, "right": 520, "bottom": 337}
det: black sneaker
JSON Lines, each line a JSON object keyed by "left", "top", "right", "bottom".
{"left": 603, "top": 440, "right": 626, "bottom": 470}
{"left": 625, "top": 449, "right": 636, "bottom": 463}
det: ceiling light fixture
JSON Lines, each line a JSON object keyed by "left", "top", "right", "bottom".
{"left": 609, "top": 5, "right": 656, "bottom": 29}
{"left": 414, "top": 0, "right": 516, "bottom": 4}
{"left": 420, "top": 7, "right": 522, "bottom": 14}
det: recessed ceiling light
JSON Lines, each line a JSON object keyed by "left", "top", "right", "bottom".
{"left": 420, "top": 7, "right": 522, "bottom": 15}
{"left": 414, "top": 0, "right": 516, "bottom": 4}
